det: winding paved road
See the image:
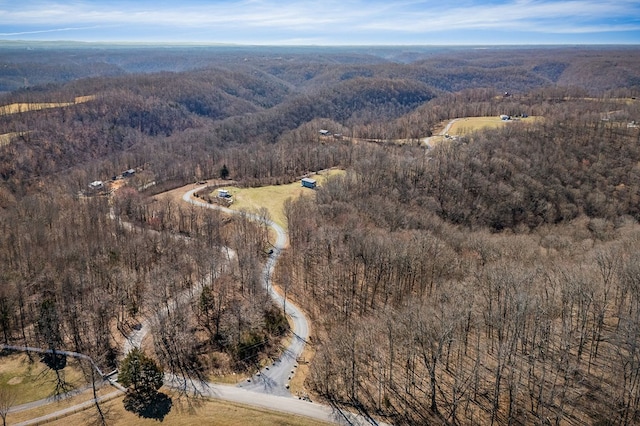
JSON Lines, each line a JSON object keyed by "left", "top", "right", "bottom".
{"left": 182, "top": 187, "right": 309, "bottom": 397}
{"left": 7, "top": 185, "right": 386, "bottom": 426}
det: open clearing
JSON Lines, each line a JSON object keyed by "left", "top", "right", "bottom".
{"left": 6, "top": 386, "right": 118, "bottom": 425}
{"left": 423, "top": 116, "right": 540, "bottom": 147}
{"left": 445, "top": 115, "right": 541, "bottom": 136}
{"left": 571, "top": 96, "right": 639, "bottom": 105}
{"left": 0, "top": 95, "right": 95, "bottom": 116}
{"left": 44, "top": 392, "right": 332, "bottom": 426}
{"left": 0, "top": 353, "right": 87, "bottom": 405}
{"left": 216, "top": 169, "right": 344, "bottom": 229}
{"left": 0, "top": 132, "right": 21, "bottom": 147}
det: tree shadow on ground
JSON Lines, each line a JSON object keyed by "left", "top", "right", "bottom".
{"left": 124, "top": 391, "right": 172, "bottom": 421}
{"left": 40, "top": 352, "right": 67, "bottom": 370}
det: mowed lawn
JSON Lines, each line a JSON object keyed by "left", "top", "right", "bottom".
{"left": 213, "top": 169, "right": 344, "bottom": 230}
{"left": 447, "top": 116, "right": 542, "bottom": 136}
{"left": 0, "top": 353, "right": 88, "bottom": 405}
{"left": 45, "top": 393, "right": 333, "bottom": 426}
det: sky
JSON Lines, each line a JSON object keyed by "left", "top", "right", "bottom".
{"left": 1, "top": 0, "right": 639, "bottom": 45}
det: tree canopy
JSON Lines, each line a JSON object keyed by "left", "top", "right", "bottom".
{"left": 119, "top": 348, "right": 171, "bottom": 420}
{"left": 119, "top": 348, "right": 163, "bottom": 395}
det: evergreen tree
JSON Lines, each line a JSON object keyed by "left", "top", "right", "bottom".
{"left": 220, "top": 164, "right": 229, "bottom": 180}
{"left": 119, "top": 348, "right": 163, "bottom": 395}
{"left": 119, "top": 348, "right": 170, "bottom": 418}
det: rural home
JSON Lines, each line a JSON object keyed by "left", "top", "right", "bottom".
{"left": 218, "top": 189, "right": 231, "bottom": 198}
{"left": 301, "top": 177, "right": 317, "bottom": 189}
{"left": 122, "top": 168, "right": 136, "bottom": 177}
{"left": 319, "top": 129, "right": 330, "bottom": 136}
{"left": 88, "top": 180, "right": 104, "bottom": 190}
{"left": 500, "top": 114, "right": 510, "bottom": 120}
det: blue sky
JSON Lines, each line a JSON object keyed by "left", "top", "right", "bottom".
{"left": 1, "top": 0, "right": 639, "bottom": 45}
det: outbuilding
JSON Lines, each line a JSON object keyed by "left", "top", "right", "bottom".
{"left": 301, "top": 177, "right": 317, "bottom": 189}
{"left": 89, "top": 180, "right": 104, "bottom": 190}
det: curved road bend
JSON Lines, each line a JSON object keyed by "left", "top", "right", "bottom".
{"left": 8, "top": 186, "right": 386, "bottom": 426}
{"left": 0, "top": 344, "right": 125, "bottom": 426}
{"left": 182, "top": 187, "right": 309, "bottom": 397}
{"left": 122, "top": 244, "right": 236, "bottom": 357}
{"left": 422, "top": 118, "right": 459, "bottom": 146}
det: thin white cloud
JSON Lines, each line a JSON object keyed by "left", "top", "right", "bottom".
{"left": 359, "top": 0, "right": 640, "bottom": 33}
{"left": 1, "top": 1, "right": 351, "bottom": 28}
{"left": 0, "top": 26, "right": 110, "bottom": 37}
{"left": 0, "top": 0, "right": 638, "bottom": 42}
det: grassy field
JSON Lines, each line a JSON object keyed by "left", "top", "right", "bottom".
{"left": 0, "top": 132, "right": 20, "bottom": 147}
{"left": 6, "top": 387, "right": 119, "bottom": 425}
{"left": 0, "top": 353, "right": 88, "bottom": 405}
{"left": 214, "top": 169, "right": 344, "bottom": 229}
{"left": 0, "top": 95, "right": 95, "bottom": 116}
{"left": 572, "top": 96, "right": 638, "bottom": 105}
{"left": 446, "top": 116, "right": 541, "bottom": 136}
{"left": 45, "top": 392, "right": 332, "bottom": 426}
{"left": 1, "top": 353, "right": 330, "bottom": 425}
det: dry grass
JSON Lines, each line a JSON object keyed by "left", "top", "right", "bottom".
{"left": 0, "top": 132, "right": 20, "bottom": 147}
{"left": 0, "top": 353, "right": 87, "bottom": 405}
{"left": 572, "top": 96, "right": 639, "bottom": 105}
{"left": 0, "top": 95, "right": 95, "bottom": 116}
{"left": 215, "top": 169, "right": 344, "bottom": 230}
{"left": 446, "top": 116, "right": 542, "bottom": 136}
{"left": 73, "top": 95, "right": 95, "bottom": 104}
{"left": 44, "top": 391, "right": 332, "bottom": 426}
{"left": 289, "top": 336, "right": 316, "bottom": 399}
{"left": 6, "top": 386, "right": 119, "bottom": 425}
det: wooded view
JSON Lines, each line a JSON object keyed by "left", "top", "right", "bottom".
{"left": 1, "top": 43, "right": 640, "bottom": 425}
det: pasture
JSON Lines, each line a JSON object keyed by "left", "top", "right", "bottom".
{"left": 446, "top": 116, "right": 540, "bottom": 136}
{"left": 0, "top": 95, "right": 95, "bottom": 116}
{"left": 214, "top": 169, "right": 344, "bottom": 229}
{"left": 4, "top": 386, "right": 117, "bottom": 425}
{"left": 44, "top": 392, "right": 332, "bottom": 426}
{"left": 0, "top": 132, "right": 19, "bottom": 147}
{"left": 0, "top": 353, "right": 87, "bottom": 405}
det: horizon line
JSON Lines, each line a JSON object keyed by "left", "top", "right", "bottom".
{"left": 1, "top": 40, "right": 640, "bottom": 48}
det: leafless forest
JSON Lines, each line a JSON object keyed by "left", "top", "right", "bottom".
{"left": 1, "top": 43, "right": 640, "bottom": 425}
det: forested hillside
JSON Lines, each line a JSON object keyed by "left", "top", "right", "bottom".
{"left": 1, "top": 44, "right": 640, "bottom": 425}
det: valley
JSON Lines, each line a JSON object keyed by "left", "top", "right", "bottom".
{"left": 0, "top": 44, "right": 639, "bottom": 425}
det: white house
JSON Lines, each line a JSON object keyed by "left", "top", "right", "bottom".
{"left": 89, "top": 180, "right": 104, "bottom": 190}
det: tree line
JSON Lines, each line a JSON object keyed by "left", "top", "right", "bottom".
{"left": 0, "top": 46, "right": 639, "bottom": 424}
{"left": 280, "top": 99, "right": 640, "bottom": 424}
